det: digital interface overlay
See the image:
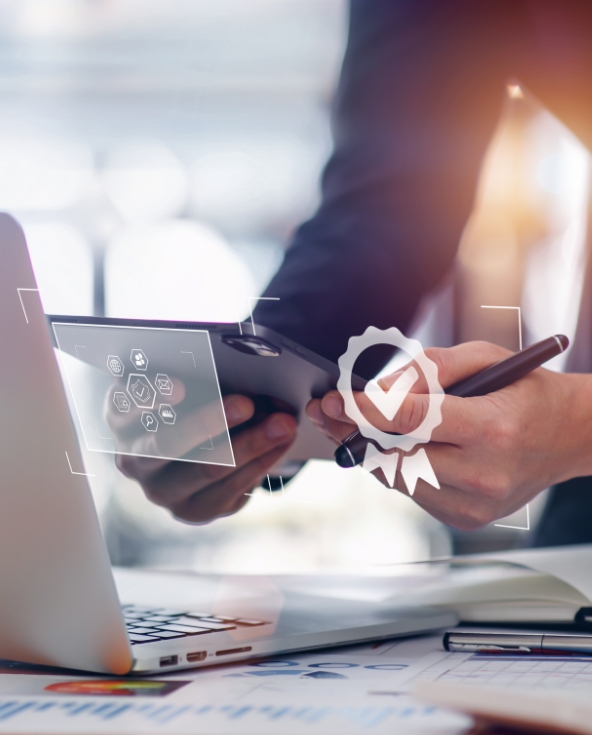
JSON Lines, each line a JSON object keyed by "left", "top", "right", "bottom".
{"left": 52, "top": 323, "right": 235, "bottom": 467}
{"left": 337, "top": 326, "right": 443, "bottom": 494}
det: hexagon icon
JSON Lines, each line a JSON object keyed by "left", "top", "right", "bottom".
{"left": 113, "top": 391, "right": 131, "bottom": 413}
{"left": 126, "top": 374, "right": 156, "bottom": 409}
{"left": 130, "top": 348, "right": 148, "bottom": 371}
{"left": 107, "top": 355, "right": 125, "bottom": 377}
{"left": 141, "top": 411, "right": 158, "bottom": 432}
{"left": 155, "top": 373, "right": 173, "bottom": 396}
{"left": 159, "top": 404, "right": 176, "bottom": 425}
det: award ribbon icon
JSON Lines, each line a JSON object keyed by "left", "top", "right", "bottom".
{"left": 337, "top": 326, "right": 444, "bottom": 495}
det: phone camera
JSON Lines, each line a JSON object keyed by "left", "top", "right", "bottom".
{"left": 221, "top": 335, "right": 281, "bottom": 357}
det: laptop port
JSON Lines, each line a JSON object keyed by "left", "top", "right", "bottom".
{"left": 215, "top": 646, "right": 252, "bottom": 657}
{"left": 187, "top": 651, "right": 207, "bottom": 663}
{"left": 159, "top": 655, "right": 178, "bottom": 667}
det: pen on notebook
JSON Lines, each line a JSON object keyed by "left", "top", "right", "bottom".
{"left": 334, "top": 334, "right": 569, "bottom": 469}
{"left": 444, "top": 629, "right": 592, "bottom": 655}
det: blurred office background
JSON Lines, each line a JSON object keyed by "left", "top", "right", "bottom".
{"left": 3, "top": 0, "right": 589, "bottom": 571}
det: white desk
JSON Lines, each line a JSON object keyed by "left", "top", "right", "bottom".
{"left": 2, "top": 568, "right": 592, "bottom": 734}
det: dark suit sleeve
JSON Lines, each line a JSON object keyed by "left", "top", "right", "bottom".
{"left": 254, "top": 0, "right": 523, "bottom": 378}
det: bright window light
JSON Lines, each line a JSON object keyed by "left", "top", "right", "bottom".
{"left": 191, "top": 137, "right": 319, "bottom": 232}
{"left": 102, "top": 142, "right": 188, "bottom": 223}
{"left": 23, "top": 221, "right": 94, "bottom": 315}
{"left": 105, "top": 219, "right": 256, "bottom": 322}
{"left": 0, "top": 138, "right": 94, "bottom": 211}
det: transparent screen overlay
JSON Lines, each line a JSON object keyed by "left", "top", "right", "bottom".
{"left": 52, "top": 323, "right": 235, "bottom": 466}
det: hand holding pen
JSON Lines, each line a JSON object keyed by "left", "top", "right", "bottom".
{"left": 304, "top": 335, "right": 591, "bottom": 530}
{"left": 335, "top": 335, "right": 569, "bottom": 468}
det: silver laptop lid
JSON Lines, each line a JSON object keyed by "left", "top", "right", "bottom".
{"left": 0, "top": 213, "right": 132, "bottom": 674}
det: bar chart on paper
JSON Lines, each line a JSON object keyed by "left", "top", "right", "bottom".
{"left": 0, "top": 697, "right": 466, "bottom": 735}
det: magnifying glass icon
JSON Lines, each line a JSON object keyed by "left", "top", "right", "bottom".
{"left": 142, "top": 412, "right": 157, "bottom": 431}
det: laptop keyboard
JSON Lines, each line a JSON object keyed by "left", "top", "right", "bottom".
{"left": 122, "top": 605, "right": 267, "bottom": 645}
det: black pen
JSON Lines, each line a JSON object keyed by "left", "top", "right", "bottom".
{"left": 444, "top": 629, "right": 592, "bottom": 656}
{"left": 334, "top": 334, "right": 569, "bottom": 468}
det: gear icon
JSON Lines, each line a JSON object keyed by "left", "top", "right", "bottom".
{"left": 337, "top": 326, "right": 444, "bottom": 452}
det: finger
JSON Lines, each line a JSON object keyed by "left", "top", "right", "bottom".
{"left": 364, "top": 454, "right": 483, "bottom": 530}
{"left": 128, "top": 394, "right": 255, "bottom": 461}
{"left": 115, "top": 394, "right": 255, "bottom": 480}
{"left": 319, "top": 340, "right": 512, "bottom": 436}
{"left": 409, "top": 484, "right": 499, "bottom": 532}
{"left": 421, "top": 341, "right": 512, "bottom": 391}
{"left": 139, "top": 412, "right": 297, "bottom": 507}
{"left": 305, "top": 398, "right": 324, "bottom": 427}
{"left": 366, "top": 341, "right": 512, "bottom": 403}
{"left": 321, "top": 388, "right": 488, "bottom": 445}
{"left": 305, "top": 399, "right": 355, "bottom": 444}
{"left": 168, "top": 443, "right": 295, "bottom": 523}
{"left": 392, "top": 443, "right": 508, "bottom": 531}
{"left": 316, "top": 394, "right": 356, "bottom": 426}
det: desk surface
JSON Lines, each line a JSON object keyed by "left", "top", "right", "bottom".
{"left": 2, "top": 568, "right": 591, "bottom": 734}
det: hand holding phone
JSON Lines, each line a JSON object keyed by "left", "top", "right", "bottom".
{"left": 106, "top": 381, "right": 297, "bottom": 522}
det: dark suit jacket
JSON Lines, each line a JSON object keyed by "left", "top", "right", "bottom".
{"left": 254, "top": 0, "right": 592, "bottom": 546}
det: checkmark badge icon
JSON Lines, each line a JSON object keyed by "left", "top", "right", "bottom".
{"left": 364, "top": 365, "right": 419, "bottom": 421}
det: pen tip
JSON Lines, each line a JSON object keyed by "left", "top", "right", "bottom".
{"left": 556, "top": 334, "right": 569, "bottom": 352}
{"left": 334, "top": 443, "right": 356, "bottom": 468}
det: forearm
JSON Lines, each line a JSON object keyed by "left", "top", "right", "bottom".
{"left": 256, "top": 0, "right": 509, "bottom": 376}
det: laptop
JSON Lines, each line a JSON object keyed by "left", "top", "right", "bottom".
{"left": 0, "top": 213, "right": 457, "bottom": 675}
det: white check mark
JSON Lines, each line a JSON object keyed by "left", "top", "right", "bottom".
{"left": 364, "top": 366, "right": 419, "bottom": 421}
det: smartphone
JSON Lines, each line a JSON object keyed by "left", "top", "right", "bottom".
{"left": 47, "top": 315, "right": 366, "bottom": 482}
